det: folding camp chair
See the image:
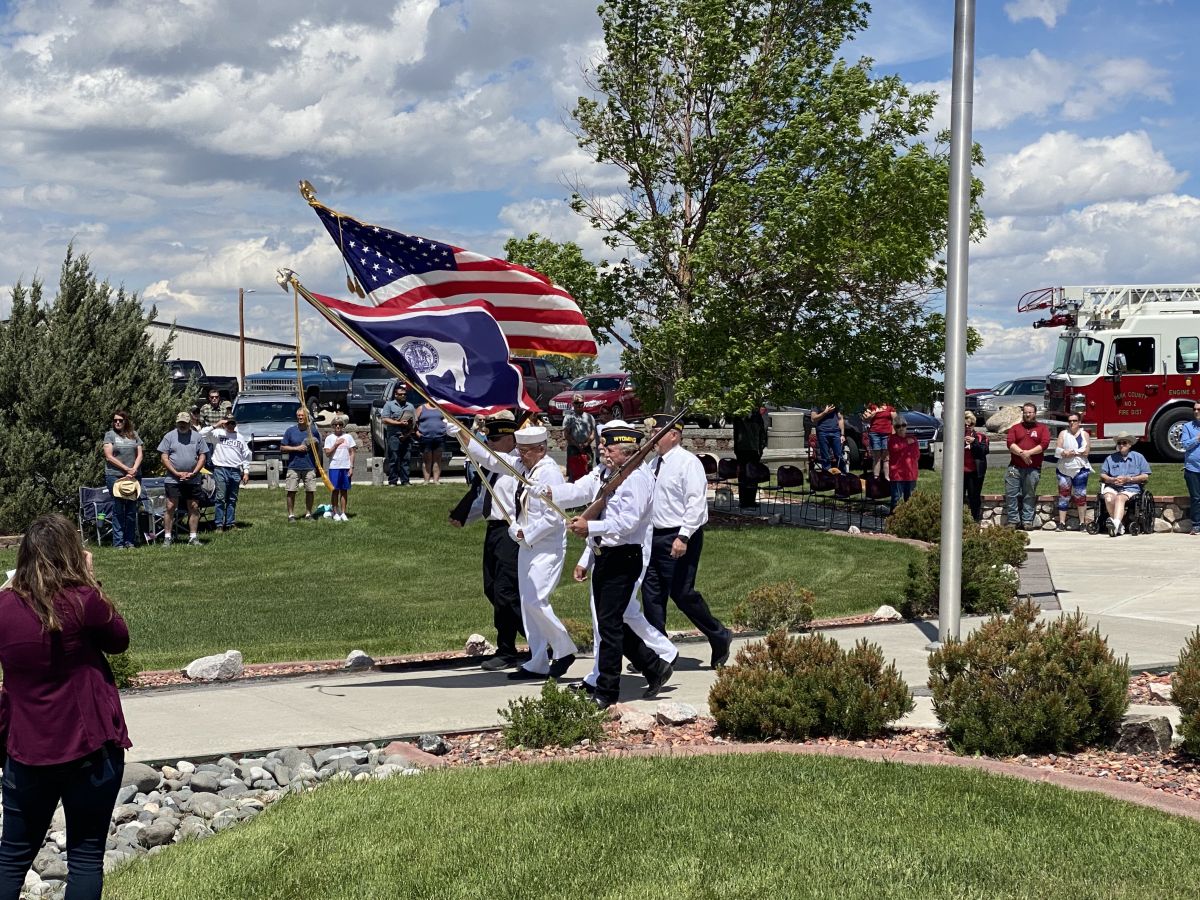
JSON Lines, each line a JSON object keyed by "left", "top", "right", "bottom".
{"left": 77, "top": 486, "right": 115, "bottom": 546}
{"left": 139, "top": 477, "right": 169, "bottom": 544}
{"left": 713, "top": 457, "right": 739, "bottom": 510}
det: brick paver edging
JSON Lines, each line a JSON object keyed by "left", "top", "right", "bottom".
{"left": 566, "top": 741, "right": 1200, "bottom": 822}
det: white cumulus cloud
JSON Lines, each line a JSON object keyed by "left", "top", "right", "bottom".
{"left": 1004, "top": 0, "right": 1071, "bottom": 27}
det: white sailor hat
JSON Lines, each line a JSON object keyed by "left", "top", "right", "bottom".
{"left": 515, "top": 426, "right": 548, "bottom": 445}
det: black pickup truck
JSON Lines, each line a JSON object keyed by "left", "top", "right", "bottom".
{"left": 166, "top": 360, "right": 239, "bottom": 401}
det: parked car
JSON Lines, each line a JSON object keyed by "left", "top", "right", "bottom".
{"left": 230, "top": 392, "right": 308, "bottom": 463}
{"left": 547, "top": 373, "right": 642, "bottom": 425}
{"left": 347, "top": 360, "right": 393, "bottom": 424}
{"left": 511, "top": 357, "right": 573, "bottom": 412}
{"left": 368, "top": 377, "right": 470, "bottom": 466}
{"left": 973, "top": 377, "right": 1047, "bottom": 417}
{"left": 804, "top": 406, "right": 941, "bottom": 470}
{"left": 243, "top": 354, "right": 353, "bottom": 420}
{"left": 166, "top": 360, "right": 239, "bottom": 402}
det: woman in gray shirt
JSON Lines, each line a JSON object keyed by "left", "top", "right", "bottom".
{"left": 102, "top": 409, "right": 144, "bottom": 548}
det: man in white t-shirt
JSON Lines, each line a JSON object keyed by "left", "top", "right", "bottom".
{"left": 322, "top": 417, "right": 357, "bottom": 522}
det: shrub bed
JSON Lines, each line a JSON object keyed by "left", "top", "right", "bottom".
{"left": 928, "top": 602, "right": 1129, "bottom": 756}
{"left": 708, "top": 630, "right": 913, "bottom": 741}
{"left": 731, "top": 581, "right": 814, "bottom": 632}
{"left": 886, "top": 490, "right": 973, "bottom": 543}
{"left": 901, "top": 525, "right": 1028, "bottom": 618}
{"left": 499, "top": 680, "right": 606, "bottom": 749}
{"left": 1171, "top": 628, "right": 1200, "bottom": 756}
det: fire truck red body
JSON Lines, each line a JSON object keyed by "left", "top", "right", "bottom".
{"left": 1019, "top": 284, "right": 1200, "bottom": 461}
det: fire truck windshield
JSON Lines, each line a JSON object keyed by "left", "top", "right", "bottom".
{"left": 1053, "top": 335, "right": 1104, "bottom": 376}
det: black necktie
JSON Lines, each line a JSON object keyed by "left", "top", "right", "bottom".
{"left": 654, "top": 456, "right": 663, "bottom": 477}
{"left": 482, "top": 471, "right": 499, "bottom": 518}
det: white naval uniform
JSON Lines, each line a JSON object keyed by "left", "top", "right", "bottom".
{"left": 554, "top": 463, "right": 678, "bottom": 686}
{"left": 464, "top": 440, "right": 574, "bottom": 673}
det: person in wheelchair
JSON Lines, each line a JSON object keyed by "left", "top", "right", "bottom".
{"left": 1099, "top": 432, "right": 1151, "bottom": 536}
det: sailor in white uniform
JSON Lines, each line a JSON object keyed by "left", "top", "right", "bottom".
{"left": 460, "top": 423, "right": 575, "bottom": 679}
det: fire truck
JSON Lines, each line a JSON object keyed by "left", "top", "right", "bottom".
{"left": 1018, "top": 284, "right": 1200, "bottom": 461}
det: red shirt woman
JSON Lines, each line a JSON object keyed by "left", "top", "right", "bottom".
{"left": 0, "top": 514, "right": 131, "bottom": 899}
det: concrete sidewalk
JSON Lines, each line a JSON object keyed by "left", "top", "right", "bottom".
{"left": 121, "top": 533, "right": 1191, "bottom": 763}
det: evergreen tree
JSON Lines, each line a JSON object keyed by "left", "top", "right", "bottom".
{"left": 0, "top": 247, "right": 182, "bottom": 532}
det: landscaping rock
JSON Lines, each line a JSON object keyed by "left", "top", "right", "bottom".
{"left": 655, "top": 701, "right": 699, "bottom": 726}
{"left": 176, "top": 760, "right": 196, "bottom": 776}
{"left": 121, "top": 763, "right": 161, "bottom": 795}
{"left": 464, "top": 633, "right": 496, "bottom": 656}
{"left": 211, "top": 809, "right": 240, "bottom": 832}
{"left": 1149, "top": 682, "right": 1173, "bottom": 701}
{"left": 183, "top": 650, "right": 244, "bottom": 682}
{"left": 1112, "top": 714, "right": 1173, "bottom": 754}
{"left": 40, "top": 860, "right": 68, "bottom": 881}
{"left": 344, "top": 649, "right": 374, "bottom": 669}
{"left": 277, "top": 747, "right": 312, "bottom": 772}
{"left": 115, "top": 784, "right": 138, "bottom": 806}
{"left": 188, "top": 772, "right": 222, "bottom": 794}
{"left": 381, "top": 741, "right": 448, "bottom": 769}
{"left": 313, "top": 746, "right": 349, "bottom": 768}
{"left": 416, "top": 734, "right": 450, "bottom": 756}
{"left": 872, "top": 605, "right": 903, "bottom": 622}
{"left": 137, "top": 821, "right": 177, "bottom": 848}
{"left": 103, "top": 851, "right": 132, "bottom": 874}
{"left": 618, "top": 710, "right": 657, "bottom": 734}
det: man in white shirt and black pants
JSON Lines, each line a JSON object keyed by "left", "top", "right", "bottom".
{"left": 449, "top": 411, "right": 525, "bottom": 671}
{"left": 643, "top": 415, "right": 733, "bottom": 668}
{"left": 553, "top": 423, "right": 672, "bottom": 708}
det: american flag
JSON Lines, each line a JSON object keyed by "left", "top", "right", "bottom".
{"left": 311, "top": 204, "right": 597, "bottom": 358}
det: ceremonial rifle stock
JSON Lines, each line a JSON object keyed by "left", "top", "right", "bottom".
{"left": 576, "top": 406, "right": 690, "bottom": 523}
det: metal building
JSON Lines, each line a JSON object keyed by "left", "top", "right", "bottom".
{"left": 146, "top": 322, "right": 296, "bottom": 384}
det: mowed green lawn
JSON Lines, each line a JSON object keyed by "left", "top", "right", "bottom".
{"left": 0, "top": 486, "right": 923, "bottom": 671}
{"left": 918, "top": 461, "right": 1189, "bottom": 498}
{"left": 107, "top": 754, "right": 1200, "bottom": 900}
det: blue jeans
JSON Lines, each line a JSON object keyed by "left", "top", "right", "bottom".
{"left": 1005, "top": 466, "right": 1041, "bottom": 525}
{"left": 890, "top": 480, "right": 915, "bottom": 511}
{"left": 817, "top": 431, "right": 843, "bottom": 469}
{"left": 385, "top": 430, "right": 412, "bottom": 484}
{"left": 0, "top": 743, "right": 124, "bottom": 900}
{"left": 1185, "top": 468, "right": 1200, "bottom": 531}
{"left": 212, "top": 466, "right": 242, "bottom": 527}
{"left": 104, "top": 474, "right": 139, "bottom": 547}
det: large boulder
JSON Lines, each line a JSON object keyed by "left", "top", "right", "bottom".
{"left": 184, "top": 650, "right": 244, "bottom": 682}
{"left": 121, "top": 762, "right": 161, "bottom": 794}
{"left": 1112, "top": 714, "right": 1173, "bottom": 754}
{"left": 986, "top": 406, "right": 1023, "bottom": 433}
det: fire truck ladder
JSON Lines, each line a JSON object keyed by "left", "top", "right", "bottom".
{"left": 1074, "top": 284, "right": 1200, "bottom": 320}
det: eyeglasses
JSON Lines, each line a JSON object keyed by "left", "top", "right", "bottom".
{"left": 112, "top": 418, "right": 124, "bottom": 424}
{"left": 1067, "top": 418, "right": 1080, "bottom": 423}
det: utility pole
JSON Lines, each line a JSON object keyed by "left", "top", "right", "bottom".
{"left": 238, "top": 288, "right": 255, "bottom": 389}
{"left": 931, "top": 0, "right": 976, "bottom": 649}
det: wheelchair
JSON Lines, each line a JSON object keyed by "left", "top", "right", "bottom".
{"left": 1086, "top": 487, "right": 1155, "bottom": 536}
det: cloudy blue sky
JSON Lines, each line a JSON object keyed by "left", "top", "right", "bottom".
{"left": 0, "top": 0, "right": 1194, "bottom": 387}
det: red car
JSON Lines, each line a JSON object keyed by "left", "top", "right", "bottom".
{"left": 548, "top": 373, "right": 643, "bottom": 425}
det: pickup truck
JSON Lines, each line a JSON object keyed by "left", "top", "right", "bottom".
{"left": 166, "top": 360, "right": 239, "bottom": 402}
{"left": 511, "top": 357, "right": 572, "bottom": 412}
{"left": 243, "top": 354, "right": 352, "bottom": 419}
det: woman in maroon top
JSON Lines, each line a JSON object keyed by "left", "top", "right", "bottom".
{"left": 0, "top": 514, "right": 131, "bottom": 900}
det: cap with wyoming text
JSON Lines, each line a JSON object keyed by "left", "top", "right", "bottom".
{"left": 602, "top": 422, "right": 642, "bottom": 446}
{"left": 486, "top": 410, "right": 517, "bottom": 436}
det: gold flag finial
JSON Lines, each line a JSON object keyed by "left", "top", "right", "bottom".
{"left": 299, "top": 180, "right": 319, "bottom": 205}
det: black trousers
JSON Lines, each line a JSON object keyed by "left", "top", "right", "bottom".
{"left": 964, "top": 470, "right": 986, "bottom": 522}
{"left": 483, "top": 521, "right": 524, "bottom": 655}
{"left": 593, "top": 544, "right": 659, "bottom": 702}
{"left": 642, "top": 527, "right": 726, "bottom": 642}
{"left": 0, "top": 742, "right": 124, "bottom": 900}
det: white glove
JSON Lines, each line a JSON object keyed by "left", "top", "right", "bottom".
{"left": 528, "top": 482, "right": 553, "bottom": 499}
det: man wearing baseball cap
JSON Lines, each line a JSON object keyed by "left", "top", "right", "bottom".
{"left": 157, "top": 412, "right": 210, "bottom": 546}
{"left": 1099, "top": 431, "right": 1151, "bottom": 536}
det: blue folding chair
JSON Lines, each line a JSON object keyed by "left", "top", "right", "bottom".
{"left": 77, "top": 486, "right": 115, "bottom": 546}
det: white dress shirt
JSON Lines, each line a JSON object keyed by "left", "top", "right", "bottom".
{"left": 461, "top": 441, "right": 521, "bottom": 526}
{"left": 651, "top": 445, "right": 709, "bottom": 537}
{"left": 554, "top": 463, "right": 653, "bottom": 549}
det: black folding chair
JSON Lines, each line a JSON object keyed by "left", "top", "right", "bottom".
{"left": 77, "top": 487, "right": 115, "bottom": 546}
{"left": 713, "top": 457, "right": 739, "bottom": 510}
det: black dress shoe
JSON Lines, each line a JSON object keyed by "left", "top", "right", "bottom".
{"left": 507, "top": 667, "right": 546, "bottom": 681}
{"left": 547, "top": 654, "right": 576, "bottom": 679}
{"left": 566, "top": 680, "right": 596, "bottom": 694}
{"left": 642, "top": 661, "right": 674, "bottom": 699}
{"left": 710, "top": 630, "right": 733, "bottom": 669}
{"left": 625, "top": 662, "right": 640, "bottom": 674}
{"left": 480, "top": 654, "right": 517, "bottom": 671}
{"left": 592, "top": 695, "right": 616, "bottom": 710}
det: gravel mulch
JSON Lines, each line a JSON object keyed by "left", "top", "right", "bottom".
{"left": 1128, "top": 671, "right": 1174, "bottom": 705}
{"left": 434, "top": 715, "right": 1200, "bottom": 807}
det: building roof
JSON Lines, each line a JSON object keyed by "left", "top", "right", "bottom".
{"left": 147, "top": 320, "right": 296, "bottom": 350}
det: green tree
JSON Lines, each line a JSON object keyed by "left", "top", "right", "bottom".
{"left": 570, "top": 0, "right": 985, "bottom": 414}
{"left": 0, "top": 248, "right": 182, "bottom": 532}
